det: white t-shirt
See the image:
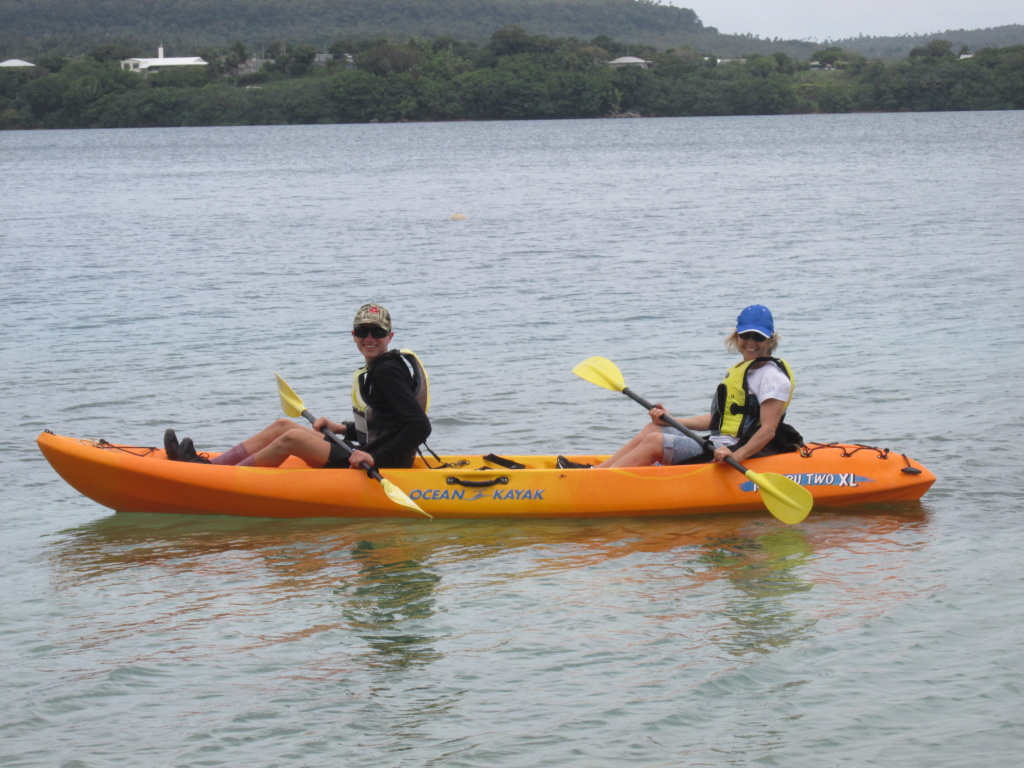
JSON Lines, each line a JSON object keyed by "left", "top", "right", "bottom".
{"left": 708, "top": 362, "right": 792, "bottom": 448}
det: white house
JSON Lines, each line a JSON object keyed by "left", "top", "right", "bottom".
{"left": 121, "top": 45, "right": 207, "bottom": 72}
{"left": 315, "top": 53, "right": 356, "bottom": 69}
{"left": 237, "top": 58, "right": 273, "bottom": 75}
{"left": 0, "top": 59, "right": 35, "bottom": 67}
{"left": 607, "top": 56, "right": 651, "bottom": 69}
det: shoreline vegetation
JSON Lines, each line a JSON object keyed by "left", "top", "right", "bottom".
{"left": 2, "top": 28, "right": 1022, "bottom": 130}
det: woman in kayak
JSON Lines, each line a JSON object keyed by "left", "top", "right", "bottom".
{"left": 560, "top": 304, "right": 798, "bottom": 469}
{"left": 165, "top": 302, "right": 431, "bottom": 469}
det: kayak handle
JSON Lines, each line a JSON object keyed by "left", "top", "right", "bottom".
{"left": 446, "top": 476, "right": 509, "bottom": 488}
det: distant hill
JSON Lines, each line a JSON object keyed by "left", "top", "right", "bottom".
{"left": 1, "top": 0, "right": 1022, "bottom": 61}
{"left": 2, "top": 0, "right": 704, "bottom": 53}
{"left": 830, "top": 25, "right": 1024, "bottom": 59}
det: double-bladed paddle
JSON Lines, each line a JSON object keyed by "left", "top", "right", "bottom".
{"left": 572, "top": 356, "right": 812, "bottom": 525}
{"left": 275, "top": 373, "right": 430, "bottom": 519}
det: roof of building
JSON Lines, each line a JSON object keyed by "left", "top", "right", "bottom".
{"left": 0, "top": 59, "right": 35, "bottom": 67}
{"left": 122, "top": 56, "right": 208, "bottom": 70}
{"left": 607, "top": 56, "right": 650, "bottom": 65}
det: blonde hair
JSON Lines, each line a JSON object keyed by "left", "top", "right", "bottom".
{"left": 725, "top": 330, "right": 780, "bottom": 356}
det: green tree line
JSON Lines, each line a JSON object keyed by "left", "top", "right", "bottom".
{"left": 2, "top": 30, "right": 1022, "bottom": 130}
{"left": 6, "top": 0, "right": 1022, "bottom": 63}
{"left": 1, "top": 0, "right": 709, "bottom": 55}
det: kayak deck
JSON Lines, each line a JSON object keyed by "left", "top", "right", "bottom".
{"left": 37, "top": 431, "right": 936, "bottom": 520}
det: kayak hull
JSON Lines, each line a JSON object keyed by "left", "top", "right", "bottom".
{"left": 37, "top": 431, "right": 936, "bottom": 520}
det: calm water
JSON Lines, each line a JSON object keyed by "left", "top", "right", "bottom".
{"left": 2, "top": 112, "right": 1023, "bottom": 766}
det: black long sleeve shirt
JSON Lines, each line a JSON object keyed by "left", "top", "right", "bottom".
{"left": 354, "top": 351, "right": 431, "bottom": 468}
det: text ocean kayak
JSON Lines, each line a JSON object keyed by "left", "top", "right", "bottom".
{"left": 38, "top": 431, "right": 935, "bottom": 520}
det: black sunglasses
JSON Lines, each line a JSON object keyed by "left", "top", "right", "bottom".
{"left": 353, "top": 325, "right": 389, "bottom": 339}
{"left": 738, "top": 331, "right": 769, "bottom": 341}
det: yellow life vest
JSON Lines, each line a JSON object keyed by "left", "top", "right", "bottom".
{"left": 351, "top": 348, "right": 430, "bottom": 444}
{"left": 709, "top": 357, "right": 794, "bottom": 441}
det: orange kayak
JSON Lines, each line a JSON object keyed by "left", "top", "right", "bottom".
{"left": 37, "top": 430, "right": 935, "bottom": 520}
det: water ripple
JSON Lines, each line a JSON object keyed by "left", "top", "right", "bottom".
{"left": 2, "top": 112, "right": 1023, "bottom": 767}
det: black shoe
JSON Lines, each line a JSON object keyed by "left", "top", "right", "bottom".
{"left": 179, "top": 437, "right": 211, "bottom": 464}
{"left": 556, "top": 455, "right": 592, "bottom": 469}
{"left": 164, "top": 429, "right": 180, "bottom": 461}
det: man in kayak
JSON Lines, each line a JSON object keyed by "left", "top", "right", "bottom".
{"left": 559, "top": 304, "right": 799, "bottom": 469}
{"left": 165, "top": 302, "right": 431, "bottom": 469}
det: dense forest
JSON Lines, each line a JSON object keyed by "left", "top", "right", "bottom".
{"left": 4, "top": 0, "right": 711, "bottom": 55}
{"left": 2, "top": 0, "right": 1023, "bottom": 62}
{"left": 2, "top": 28, "right": 1022, "bottom": 130}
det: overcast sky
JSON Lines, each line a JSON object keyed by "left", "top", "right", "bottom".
{"left": 679, "top": 1, "right": 1022, "bottom": 42}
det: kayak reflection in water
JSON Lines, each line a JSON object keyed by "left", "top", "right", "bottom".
{"left": 164, "top": 302, "right": 431, "bottom": 470}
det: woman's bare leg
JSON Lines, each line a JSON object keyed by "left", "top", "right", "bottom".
{"left": 596, "top": 422, "right": 664, "bottom": 468}
{"left": 211, "top": 418, "right": 308, "bottom": 465}
{"left": 248, "top": 424, "right": 334, "bottom": 468}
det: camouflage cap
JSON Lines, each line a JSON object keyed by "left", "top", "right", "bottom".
{"left": 353, "top": 302, "right": 392, "bottom": 332}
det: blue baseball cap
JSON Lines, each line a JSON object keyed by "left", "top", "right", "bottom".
{"left": 736, "top": 305, "right": 774, "bottom": 338}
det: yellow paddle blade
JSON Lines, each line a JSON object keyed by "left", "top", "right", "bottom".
{"left": 572, "top": 356, "right": 627, "bottom": 393}
{"left": 744, "top": 470, "right": 813, "bottom": 525}
{"left": 572, "top": 355, "right": 812, "bottom": 524}
{"left": 275, "top": 372, "right": 430, "bottom": 520}
{"left": 381, "top": 478, "right": 433, "bottom": 519}
{"left": 275, "top": 373, "right": 306, "bottom": 418}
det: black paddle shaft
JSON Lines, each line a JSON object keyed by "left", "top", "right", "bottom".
{"left": 621, "top": 387, "right": 748, "bottom": 475}
{"left": 300, "top": 409, "right": 383, "bottom": 481}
